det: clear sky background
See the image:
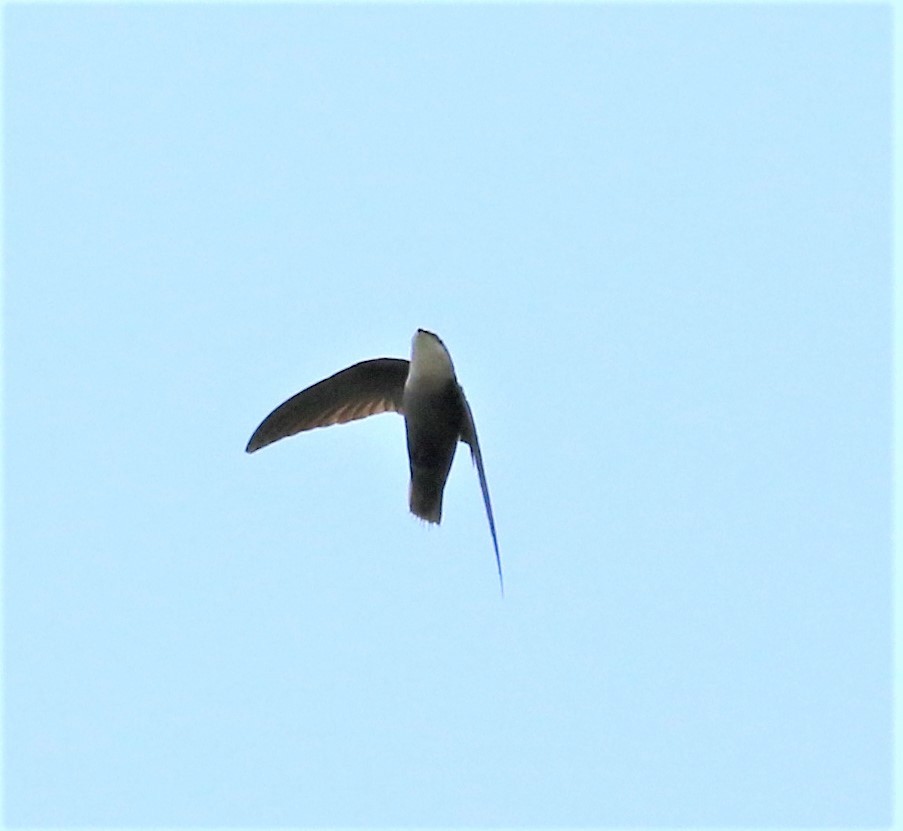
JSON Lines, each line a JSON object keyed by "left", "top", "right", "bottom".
{"left": 3, "top": 3, "right": 892, "bottom": 827}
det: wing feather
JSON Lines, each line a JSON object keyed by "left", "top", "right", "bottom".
{"left": 459, "top": 391, "right": 503, "bottom": 595}
{"left": 246, "top": 358, "right": 409, "bottom": 453}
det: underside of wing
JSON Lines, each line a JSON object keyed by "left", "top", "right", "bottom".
{"left": 246, "top": 358, "right": 410, "bottom": 453}
{"left": 459, "top": 390, "right": 503, "bottom": 595}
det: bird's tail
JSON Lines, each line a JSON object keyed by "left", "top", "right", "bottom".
{"left": 409, "top": 473, "right": 443, "bottom": 524}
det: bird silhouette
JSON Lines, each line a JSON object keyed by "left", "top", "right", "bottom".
{"left": 246, "top": 329, "right": 502, "bottom": 593}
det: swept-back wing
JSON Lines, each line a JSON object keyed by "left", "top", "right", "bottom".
{"left": 246, "top": 358, "right": 409, "bottom": 453}
{"left": 459, "top": 391, "right": 503, "bottom": 594}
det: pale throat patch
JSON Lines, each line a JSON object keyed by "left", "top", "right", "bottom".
{"left": 406, "top": 331, "right": 456, "bottom": 387}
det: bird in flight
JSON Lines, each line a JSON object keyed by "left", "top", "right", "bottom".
{"left": 246, "top": 329, "right": 503, "bottom": 593}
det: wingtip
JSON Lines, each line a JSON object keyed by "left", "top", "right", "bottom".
{"left": 245, "top": 435, "right": 263, "bottom": 453}
{"left": 246, "top": 428, "right": 276, "bottom": 453}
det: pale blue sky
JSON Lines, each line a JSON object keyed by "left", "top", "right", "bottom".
{"left": 3, "top": 3, "right": 893, "bottom": 827}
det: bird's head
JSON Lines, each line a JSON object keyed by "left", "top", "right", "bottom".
{"left": 409, "top": 329, "right": 456, "bottom": 383}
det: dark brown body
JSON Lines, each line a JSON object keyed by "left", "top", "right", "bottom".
{"left": 404, "top": 378, "right": 465, "bottom": 523}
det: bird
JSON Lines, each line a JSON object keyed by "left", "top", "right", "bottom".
{"left": 245, "top": 329, "right": 503, "bottom": 592}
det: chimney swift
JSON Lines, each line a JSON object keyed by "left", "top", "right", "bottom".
{"left": 246, "top": 329, "right": 503, "bottom": 592}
